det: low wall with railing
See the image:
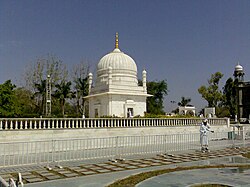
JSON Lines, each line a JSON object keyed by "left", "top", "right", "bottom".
{"left": 0, "top": 118, "right": 230, "bottom": 142}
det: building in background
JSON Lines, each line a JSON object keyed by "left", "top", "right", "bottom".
{"left": 234, "top": 63, "right": 250, "bottom": 123}
{"left": 85, "top": 34, "right": 151, "bottom": 118}
{"left": 178, "top": 105, "right": 196, "bottom": 116}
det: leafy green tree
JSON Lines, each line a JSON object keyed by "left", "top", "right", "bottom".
{"left": 198, "top": 72, "right": 224, "bottom": 107}
{"left": 222, "top": 77, "right": 237, "bottom": 118}
{"left": 178, "top": 97, "right": 191, "bottom": 106}
{"left": 147, "top": 80, "right": 168, "bottom": 114}
{"left": 0, "top": 80, "right": 18, "bottom": 117}
{"left": 54, "top": 81, "right": 72, "bottom": 117}
{"left": 74, "top": 77, "right": 89, "bottom": 116}
{"left": 33, "top": 79, "right": 47, "bottom": 115}
{"left": 14, "top": 87, "right": 38, "bottom": 117}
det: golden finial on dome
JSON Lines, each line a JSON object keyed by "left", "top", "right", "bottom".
{"left": 115, "top": 32, "right": 119, "bottom": 49}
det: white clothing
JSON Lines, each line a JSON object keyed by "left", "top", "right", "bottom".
{"left": 200, "top": 122, "right": 211, "bottom": 146}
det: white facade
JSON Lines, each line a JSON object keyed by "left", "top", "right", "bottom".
{"left": 85, "top": 33, "right": 151, "bottom": 117}
{"left": 178, "top": 106, "right": 196, "bottom": 116}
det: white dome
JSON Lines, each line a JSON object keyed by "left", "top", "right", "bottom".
{"left": 97, "top": 48, "right": 137, "bottom": 75}
{"left": 95, "top": 33, "right": 138, "bottom": 87}
{"left": 235, "top": 64, "right": 243, "bottom": 72}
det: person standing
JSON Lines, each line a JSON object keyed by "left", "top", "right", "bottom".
{"left": 200, "top": 119, "right": 214, "bottom": 152}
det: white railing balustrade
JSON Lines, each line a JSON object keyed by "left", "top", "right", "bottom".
{"left": 0, "top": 118, "right": 229, "bottom": 130}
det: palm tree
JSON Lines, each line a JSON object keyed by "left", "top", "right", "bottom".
{"left": 178, "top": 96, "right": 191, "bottom": 107}
{"left": 34, "top": 79, "right": 46, "bottom": 115}
{"left": 54, "top": 81, "right": 72, "bottom": 117}
{"left": 74, "top": 77, "right": 89, "bottom": 115}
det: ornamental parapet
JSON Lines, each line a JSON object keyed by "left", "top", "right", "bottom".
{"left": 0, "top": 118, "right": 229, "bottom": 130}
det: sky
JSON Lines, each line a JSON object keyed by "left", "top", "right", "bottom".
{"left": 1, "top": 0, "right": 250, "bottom": 112}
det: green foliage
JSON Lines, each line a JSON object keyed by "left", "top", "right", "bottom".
{"left": 74, "top": 77, "right": 89, "bottom": 115}
{"left": 0, "top": 80, "right": 18, "bottom": 117}
{"left": 146, "top": 80, "right": 168, "bottom": 114}
{"left": 178, "top": 96, "right": 191, "bottom": 106}
{"left": 144, "top": 113, "right": 168, "bottom": 118}
{"left": 198, "top": 72, "right": 224, "bottom": 107}
{"left": 34, "top": 79, "right": 47, "bottom": 115}
{"left": 222, "top": 77, "right": 237, "bottom": 118}
{"left": 215, "top": 106, "right": 230, "bottom": 118}
{"left": 54, "top": 80, "right": 72, "bottom": 117}
{"left": 14, "top": 88, "right": 38, "bottom": 117}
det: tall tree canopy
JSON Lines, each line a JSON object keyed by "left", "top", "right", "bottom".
{"left": 198, "top": 72, "right": 224, "bottom": 107}
{"left": 222, "top": 77, "right": 237, "bottom": 118}
{"left": 0, "top": 80, "right": 18, "bottom": 117}
{"left": 14, "top": 88, "right": 37, "bottom": 117}
{"left": 146, "top": 80, "right": 168, "bottom": 114}
{"left": 54, "top": 80, "right": 72, "bottom": 117}
{"left": 71, "top": 62, "right": 89, "bottom": 116}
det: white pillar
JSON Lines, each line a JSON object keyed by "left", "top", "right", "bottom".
{"left": 20, "top": 120, "right": 23, "bottom": 130}
{"left": 142, "top": 70, "right": 147, "bottom": 93}
{"left": 15, "top": 120, "right": 18, "bottom": 129}
{"left": 34, "top": 120, "right": 37, "bottom": 129}
{"left": 10, "top": 120, "right": 13, "bottom": 130}
{"left": 38, "top": 120, "right": 41, "bottom": 129}
{"left": 52, "top": 120, "right": 55, "bottom": 129}
{"left": 76, "top": 120, "right": 79, "bottom": 128}
{"left": 88, "top": 73, "right": 93, "bottom": 94}
{"left": 56, "top": 120, "right": 59, "bottom": 128}
{"left": 25, "top": 120, "right": 28, "bottom": 129}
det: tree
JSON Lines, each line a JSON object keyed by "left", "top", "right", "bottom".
{"left": 178, "top": 96, "right": 191, "bottom": 106}
{"left": 14, "top": 87, "right": 37, "bottom": 117}
{"left": 0, "top": 80, "right": 18, "bottom": 117}
{"left": 34, "top": 79, "right": 47, "bottom": 115}
{"left": 24, "top": 54, "right": 68, "bottom": 91}
{"left": 71, "top": 62, "right": 89, "bottom": 116}
{"left": 74, "top": 77, "right": 89, "bottom": 115}
{"left": 222, "top": 77, "right": 237, "bottom": 118}
{"left": 23, "top": 54, "right": 68, "bottom": 115}
{"left": 146, "top": 80, "right": 168, "bottom": 114}
{"left": 198, "top": 72, "right": 224, "bottom": 107}
{"left": 54, "top": 80, "right": 72, "bottom": 117}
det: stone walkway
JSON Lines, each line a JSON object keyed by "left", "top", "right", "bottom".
{"left": 137, "top": 167, "right": 250, "bottom": 187}
{"left": 0, "top": 147, "right": 250, "bottom": 186}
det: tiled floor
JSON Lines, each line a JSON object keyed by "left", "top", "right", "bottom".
{"left": 0, "top": 147, "right": 250, "bottom": 185}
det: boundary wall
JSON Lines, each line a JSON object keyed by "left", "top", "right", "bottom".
{"left": 0, "top": 118, "right": 230, "bottom": 142}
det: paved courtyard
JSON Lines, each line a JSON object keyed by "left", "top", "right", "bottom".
{"left": 0, "top": 146, "right": 250, "bottom": 186}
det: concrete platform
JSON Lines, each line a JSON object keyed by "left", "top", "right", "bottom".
{"left": 0, "top": 147, "right": 249, "bottom": 187}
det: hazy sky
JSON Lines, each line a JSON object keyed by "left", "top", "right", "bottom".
{"left": 1, "top": 0, "right": 250, "bottom": 112}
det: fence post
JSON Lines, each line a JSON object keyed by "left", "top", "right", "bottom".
{"left": 163, "top": 134, "right": 166, "bottom": 153}
{"left": 52, "top": 140, "right": 55, "bottom": 163}
{"left": 232, "top": 126, "right": 236, "bottom": 148}
{"left": 115, "top": 136, "right": 119, "bottom": 159}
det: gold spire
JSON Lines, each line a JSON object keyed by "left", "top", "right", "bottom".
{"left": 115, "top": 32, "right": 119, "bottom": 49}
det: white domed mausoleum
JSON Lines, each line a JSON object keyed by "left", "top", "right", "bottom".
{"left": 85, "top": 33, "right": 151, "bottom": 118}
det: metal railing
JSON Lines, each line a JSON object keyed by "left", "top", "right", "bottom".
{"left": 0, "top": 173, "right": 23, "bottom": 187}
{"left": 0, "top": 118, "right": 229, "bottom": 130}
{"left": 1, "top": 130, "right": 248, "bottom": 168}
{"left": 0, "top": 176, "right": 9, "bottom": 187}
